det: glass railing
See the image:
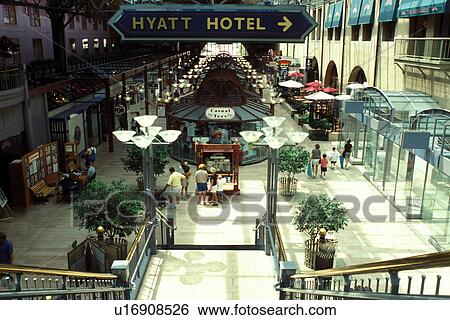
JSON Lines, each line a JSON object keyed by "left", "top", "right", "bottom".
{"left": 395, "top": 37, "right": 450, "bottom": 63}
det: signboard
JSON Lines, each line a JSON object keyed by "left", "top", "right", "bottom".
{"left": 205, "top": 107, "right": 236, "bottom": 120}
{"left": 109, "top": 4, "right": 317, "bottom": 43}
{"left": 148, "top": 82, "right": 159, "bottom": 89}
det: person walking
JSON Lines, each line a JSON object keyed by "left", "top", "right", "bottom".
{"left": 195, "top": 164, "right": 209, "bottom": 205}
{"left": 179, "top": 160, "right": 191, "bottom": 199}
{"left": 163, "top": 167, "right": 185, "bottom": 209}
{"left": 343, "top": 139, "right": 353, "bottom": 170}
{"left": 0, "top": 232, "right": 13, "bottom": 264}
{"left": 320, "top": 154, "right": 328, "bottom": 179}
{"left": 329, "top": 147, "right": 341, "bottom": 170}
{"left": 310, "top": 144, "right": 321, "bottom": 177}
{"left": 84, "top": 144, "right": 97, "bottom": 164}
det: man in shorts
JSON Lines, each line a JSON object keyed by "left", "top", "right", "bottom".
{"left": 310, "top": 144, "right": 321, "bottom": 177}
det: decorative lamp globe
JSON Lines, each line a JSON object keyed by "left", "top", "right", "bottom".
{"left": 140, "top": 126, "right": 162, "bottom": 137}
{"left": 265, "top": 136, "right": 287, "bottom": 149}
{"left": 113, "top": 130, "right": 135, "bottom": 142}
{"left": 263, "top": 116, "right": 286, "bottom": 128}
{"left": 159, "top": 130, "right": 182, "bottom": 143}
{"left": 134, "top": 115, "right": 157, "bottom": 127}
{"left": 289, "top": 131, "right": 309, "bottom": 144}
{"left": 96, "top": 226, "right": 105, "bottom": 235}
{"left": 261, "top": 126, "right": 283, "bottom": 137}
{"left": 131, "top": 135, "right": 153, "bottom": 149}
{"left": 239, "top": 131, "right": 263, "bottom": 143}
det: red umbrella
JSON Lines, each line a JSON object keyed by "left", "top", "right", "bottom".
{"left": 323, "top": 87, "right": 338, "bottom": 93}
{"left": 304, "top": 81, "right": 324, "bottom": 87}
{"left": 304, "top": 86, "right": 323, "bottom": 92}
{"left": 288, "top": 71, "right": 304, "bottom": 77}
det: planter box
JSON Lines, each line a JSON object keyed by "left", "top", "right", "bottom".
{"left": 304, "top": 124, "right": 330, "bottom": 141}
{"left": 304, "top": 239, "right": 337, "bottom": 270}
{"left": 279, "top": 177, "right": 297, "bottom": 197}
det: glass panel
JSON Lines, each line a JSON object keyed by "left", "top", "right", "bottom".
{"left": 422, "top": 167, "right": 450, "bottom": 249}
{"left": 363, "top": 128, "right": 377, "bottom": 178}
{"left": 384, "top": 143, "right": 400, "bottom": 199}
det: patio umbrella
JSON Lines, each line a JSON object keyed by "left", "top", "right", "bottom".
{"left": 304, "top": 86, "right": 323, "bottom": 92}
{"left": 278, "top": 80, "right": 304, "bottom": 88}
{"left": 305, "top": 91, "right": 336, "bottom": 100}
{"left": 288, "top": 71, "right": 305, "bottom": 77}
{"left": 346, "top": 83, "right": 365, "bottom": 90}
{"left": 304, "top": 81, "right": 324, "bottom": 87}
{"left": 335, "top": 94, "right": 352, "bottom": 101}
{"left": 323, "top": 87, "right": 338, "bottom": 93}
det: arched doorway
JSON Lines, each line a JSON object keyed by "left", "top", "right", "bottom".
{"left": 305, "top": 56, "right": 319, "bottom": 82}
{"left": 324, "top": 61, "right": 339, "bottom": 88}
{"left": 348, "top": 66, "right": 367, "bottom": 84}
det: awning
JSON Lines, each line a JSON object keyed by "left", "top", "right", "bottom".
{"left": 331, "top": 1, "right": 344, "bottom": 28}
{"left": 348, "top": 0, "right": 363, "bottom": 26}
{"left": 398, "top": 0, "right": 450, "bottom": 18}
{"left": 325, "top": 3, "right": 335, "bottom": 28}
{"left": 379, "top": 0, "right": 399, "bottom": 22}
{"left": 358, "top": 0, "right": 375, "bottom": 24}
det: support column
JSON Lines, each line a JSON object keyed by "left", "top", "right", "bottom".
{"left": 265, "top": 147, "right": 273, "bottom": 256}
{"left": 105, "top": 79, "right": 114, "bottom": 153}
{"left": 147, "top": 146, "right": 157, "bottom": 254}
{"left": 121, "top": 74, "right": 128, "bottom": 130}
{"left": 144, "top": 65, "right": 149, "bottom": 115}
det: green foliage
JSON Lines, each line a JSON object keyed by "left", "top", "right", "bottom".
{"left": 121, "top": 145, "right": 169, "bottom": 176}
{"left": 74, "top": 180, "right": 145, "bottom": 239}
{"left": 310, "top": 118, "right": 332, "bottom": 130}
{"left": 290, "top": 100, "right": 309, "bottom": 114}
{"left": 292, "top": 194, "right": 349, "bottom": 239}
{"left": 299, "top": 113, "right": 310, "bottom": 123}
{"left": 278, "top": 145, "right": 310, "bottom": 179}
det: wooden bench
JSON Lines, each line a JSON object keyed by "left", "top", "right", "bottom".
{"left": 30, "top": 180, "right": 56, "bottom": 202}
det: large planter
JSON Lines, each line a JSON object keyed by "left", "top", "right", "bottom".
{"left": 279, "top": 177, "right": 298, "bottom": 196}
{"left": 304, "top": 238, "right": 337, "bottom": 270}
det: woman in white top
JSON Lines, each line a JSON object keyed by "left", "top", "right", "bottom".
{"left": 216, "top": 175, "right": 226, "bottom": 204}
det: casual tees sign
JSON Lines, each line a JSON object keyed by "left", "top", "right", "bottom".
{"left": 109, "top": 4, "right": 317, "bottom": 43}
{"left": 379, "top": 0, "right": 400, "bottom": 22}
{"left": 398, "top": 0, "right": 450, "bottom": 18}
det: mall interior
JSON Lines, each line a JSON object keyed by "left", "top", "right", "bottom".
{"left": 0, "top": 0, "right": 449, "bottom": 300}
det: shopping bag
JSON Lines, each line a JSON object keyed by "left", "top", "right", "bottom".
{"left": 339, "top": 155, "right": 344, "bottom": 169}
{"left": 307, "top": 161, "right": 313, "bottom": 177}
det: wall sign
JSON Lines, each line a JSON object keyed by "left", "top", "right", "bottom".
{"left": 205, "top": 107, "right": 236, "bottom": 120}
{"left": 109, "top": 4, "right": 317, "bottom": 43}
{"left": 74, "top": 126, "right": 82, "bottom": 145}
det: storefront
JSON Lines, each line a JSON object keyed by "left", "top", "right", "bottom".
{"left": 341, "top": 87, "right": 450, "bottom": 250}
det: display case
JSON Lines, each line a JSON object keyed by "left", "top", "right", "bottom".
{"left": 195, "top": 143, "right": 241, "bottom": 194}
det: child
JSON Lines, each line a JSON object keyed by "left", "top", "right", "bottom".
{"left": 216, "top": 175, "right": 227, "bottom": 204}
{"left": 320, "top": 154, "right": 328, "bottom": 179}
{"left": 329, "top": 147, "right": 341, "bottom": 169}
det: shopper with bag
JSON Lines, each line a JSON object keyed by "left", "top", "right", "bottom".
{"left": 343, "top": 139, "right": 353, "bottom": 170}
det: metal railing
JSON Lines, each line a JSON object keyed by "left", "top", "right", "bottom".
{"left": 0, "top": 68, "right": 23, "bottom": 91}
{"left": 0, "top": 264, "right": 126, "bottom": 300}
{"left": 279, "top": 251, "right": 450, "bottom": 300}
{"left": 394, "top": 37, "right": 450, "bottom": 64}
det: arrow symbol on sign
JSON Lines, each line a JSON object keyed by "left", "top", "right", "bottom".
{"left": 278, "top": 16, "right": 293, "bottom": 32}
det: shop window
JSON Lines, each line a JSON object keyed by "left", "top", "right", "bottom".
{"left": 103, "top": 39, "right": 108, "bottom": 52}
{"left": 409, "top": 16, "right": 427, "bottom": 37}
{"left": 335, "top": 27, "right": 341, "bottom": 41}
{"left": 68, "top": 15, "right": 75, "bottom": 29}
{"left": 311, "top": 10, "right": 316, "bottom": 40}
{"left": 434, "top": 13, "right": 450, "bottom": 36}
{"left": 94, "top": 38, "right": 100, "bottom": 54}
{"left": 82, "top": 38, "right": 89, "bottom": 55}
{"left": 69, "top": 38, "right": 76, "bottom": 54}
{"left": 32, "top": 38, "right": 43, "bottom": 61}
{"left": 10, "top": 38, "right": 21, "bottom": 65}
{"left": 328, "top": 28, "right": 333, "bottom": 40}
{"left": 3, "top": 5, "right": 16, "bottom": 25}
{"left": 382, "top": 21, "right": 396, "bottom": 41}
{"left": 82, "top": 16, "right": 87, "bottom": 30}
{"left": 351, "top": 26, "right": 360, "bottom": 41}
{"left": 317, "top": 8, "right": 322, "bottom": 40}
{"left": 362, "top": 24, "right": 372, "bottom": 41}
{"left": 30, "top": 8, "right": 40, "bottom": 26}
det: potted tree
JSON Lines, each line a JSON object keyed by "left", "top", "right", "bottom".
{"left": 278, "top": 145, "right": 310, "bottom": 196}
{"left": 74, "top": 179, "right": 145, "bottom": 241}
{"left": 310, "top": 118, "right": 332, "bottom": 141}
{"left": 121, "top": 145, "right": 170, "bottom": 190}
{"left": 292, "top": 194, "right": 349, "bottom": 270}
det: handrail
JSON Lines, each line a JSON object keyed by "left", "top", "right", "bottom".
{"left": 274, "top": 223, "right": 287, "bottom": 262}
{"left": 292, "top": 251, "right": 450, "bottom": 279}
{"left": 0, "top": 264, "right": 116, "bottom": 280}
{"left": 395, "top": 37, "right": 450, "bottom": 41}
{"left": 126, "top": 219, "right": 149, "bottom": 261}
{"left": 156, "top": 207, "right": 176, "bottom": 231}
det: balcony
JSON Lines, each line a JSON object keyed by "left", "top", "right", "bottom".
{"left": 394, "top": 37, "right": 450, "bottom": 69}
{"left": 0, "top": 68, "right": 25, "bottom": 109}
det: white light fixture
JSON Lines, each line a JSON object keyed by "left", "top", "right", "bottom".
{"left": 265, "top": 136, "right": 287, "bottom": 149}
{"left": 131, "top": 135, "right": 153, "bottom": 149}
{"left": 239, "top": 131, "right": 263, "bottom": 143}
{"left": 288, "top": 131, "right": 309, "bottom": 144}
{"left": 158, "top": 130, "right": 182, "bottom": 143}
{"left": 135, "top": 115, "right": 157, "bottom": 127}
{"left": 261, "top": 126, "right": 283, "bottom": 137}
{"left": 113, "top": 130, "right": 136, "bottom": 142}
{"left": 263, "top": 116, "right": 286, "bottom": 128}
{"left": 141, "top": 126, "right": 162, "bottom": 137}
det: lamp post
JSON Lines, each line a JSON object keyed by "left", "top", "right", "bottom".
{"left": 240, "top": 117, "right": 309, "bottom": 255}
{"left": 113, "top": 115, "right": 181, "bottom": 253}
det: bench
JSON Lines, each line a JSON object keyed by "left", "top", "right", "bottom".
{"left": 30, "top": 180, "right": 56, "bottom": 202}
